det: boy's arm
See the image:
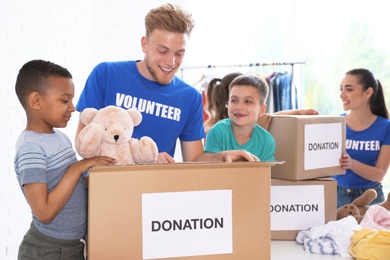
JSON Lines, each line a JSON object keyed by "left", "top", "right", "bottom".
{"left": 24, "top": 173, "right": 82, "bottom": 224}
{"left": 24, "top": 157, "right": 116, "bottom": 224}
{"left": 181, "top": 140, "right": 259, "bottom": 162}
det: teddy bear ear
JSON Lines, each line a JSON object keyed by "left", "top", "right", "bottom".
{"left": 80, "top": 108, "right": 98, "bottom": 125}
{"left": 127, "top": 108, "right": 142, "bottom": 126}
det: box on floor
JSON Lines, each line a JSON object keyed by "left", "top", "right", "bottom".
{"left": 88, "top": 162, "right": 276, "bottom": 259}
{"left": 268, "top": 115, "right": 346, "bottom": 181}
{"left": 271, "top": 177, "right": 337, "bottom": 240}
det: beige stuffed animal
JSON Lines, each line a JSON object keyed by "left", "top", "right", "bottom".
{"left": 75, "top": 105, "right": 158, "bottom": 165}
{"left": 336, "top": 189, "right": 390, "bottom": 223}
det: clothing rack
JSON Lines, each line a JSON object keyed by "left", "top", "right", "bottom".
{"left": 181, "top": 61, "right": 306, "bottom": 113}
{"left": 180, "top": 61, "right": 306, "bottom": 78}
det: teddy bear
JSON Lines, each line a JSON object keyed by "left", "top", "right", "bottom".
{"left": 75, "top": 105, "right": 158, "bottom": 165}
{"left": 336, "top": 189, "right": 390, "bottom": 223}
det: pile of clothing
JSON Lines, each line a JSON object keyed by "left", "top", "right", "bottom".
{"left": 296, "top": 205, "right": 390, "bottom": 259}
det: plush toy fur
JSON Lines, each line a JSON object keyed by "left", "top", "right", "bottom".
{"left": 336, "top": 189, "right": 390, "bottom": 223}
{"left": 75, "top": 105, "right": 158, "bottom": 165}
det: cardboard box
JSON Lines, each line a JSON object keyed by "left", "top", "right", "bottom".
{"left": 268, "top": 115, "right": 346, "bottom": 180}
{"left": 271, "top": 177, "right": 337, "bottom": 240}
{"left": 88, "top": 162, "right": 275, "bottom": 259}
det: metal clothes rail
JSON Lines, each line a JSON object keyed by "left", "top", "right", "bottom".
{"left": 180, "top": 61, "right": 306, "bottom": 78}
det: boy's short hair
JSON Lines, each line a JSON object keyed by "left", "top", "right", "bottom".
{"left": 15, "top": 59, "right": 72, "bottom": 108}
{"left": 145, "top": 3, "right": 195, "bottom": 37}
{"left": 229, "top": 74, "right": 269, "bottom": 104}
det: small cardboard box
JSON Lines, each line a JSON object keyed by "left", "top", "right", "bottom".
{"left": 271, "top": 177, "right": 337, "bottom": 240}
{"left": 88, "top": 162, "right": 274, "bottom": 259}
{"left": 268, "top": 115, "right": 346, "bottom": 180}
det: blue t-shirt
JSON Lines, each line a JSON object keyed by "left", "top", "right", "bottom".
{"left": 76, "top": 61, "right": 205, "bottom": 157}
{"left": 334, "top": 115, "right": 390, "bottom": 188}
{"left": 204, "top": 118, "right": 276, "bottom": 161}
{"left": 14, "top": 130, "right": 86, "bottom": 240}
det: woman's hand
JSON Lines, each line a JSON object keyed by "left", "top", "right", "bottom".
{"left": 339, "top": 153, "right": 353, "bottom": 169}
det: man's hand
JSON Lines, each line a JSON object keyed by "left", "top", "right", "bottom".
{"left": 156, "top": 152, "right": 176, "bottom": 164}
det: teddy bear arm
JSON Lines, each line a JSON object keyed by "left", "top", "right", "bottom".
{"left": 76, "top": 123, "right": 102, "bottom": 158}
{"left": 130, "top": 137, "right": 158, "bottom": 164}
{"left": 352, "top": 189, "right": 377, "bottom": 208}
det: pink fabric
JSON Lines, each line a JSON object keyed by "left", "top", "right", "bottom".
{"left": 360, "top": 205, "right": 390, "bottom": 230}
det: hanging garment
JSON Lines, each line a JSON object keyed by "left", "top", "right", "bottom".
{"left": 265, "top": 72, "right": 276, "bottom": 113}
{"left": 272, "top": 72, "right": 294, "bottom": 112}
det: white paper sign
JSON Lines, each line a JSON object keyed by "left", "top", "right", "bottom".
{"left": 304, "top": 123, "right": 342, "bottom": 170}
{"left": 271, "top": 185, "right": 325, "bottom": 230}
{"left": 142, "top": 190, "right": 233, "bottom": 259}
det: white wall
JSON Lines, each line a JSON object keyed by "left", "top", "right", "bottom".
{"left": 0, "top": 0, "right": 188, "bottom": 258}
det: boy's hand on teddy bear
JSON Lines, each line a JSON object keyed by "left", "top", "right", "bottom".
{"left": 87, "top": 156, "right": 117, "bottom": 168}
{"left": 72, "top": 156, "right": 116, "bottom": 177}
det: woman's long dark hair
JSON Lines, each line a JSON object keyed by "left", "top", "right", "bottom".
{"left": 205, "top": 72, "right": 243, "bottom": 127}
{"left": 346, "top": 68, "right": 389, "bottom": 119}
